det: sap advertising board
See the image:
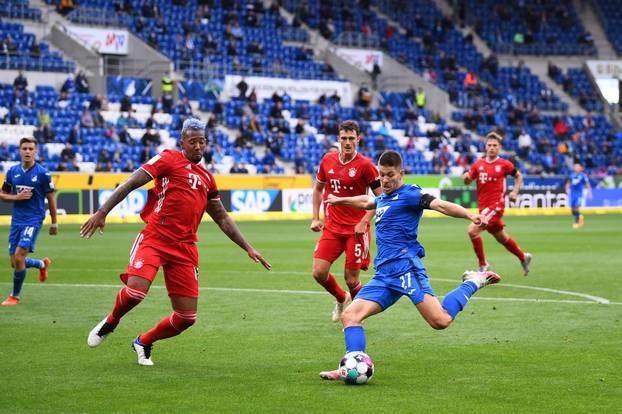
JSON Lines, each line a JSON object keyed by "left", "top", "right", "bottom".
{"left": 98, "top": 189, "right": 148, "bottom": 216}
{"left": 230, "top": 190, "right": 281, "bottom": 213}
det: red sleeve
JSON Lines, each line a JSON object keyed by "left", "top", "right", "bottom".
{"left": 364, "top": 159, "right": 379, "bottom": 187}
{"left": 504, "top": 159, "right": 515, "bottom": 176}
{"left": 316, "top": 155, "right": 327, "bottom": 183}
{"left": 205, "top": 170, "right": 220, "bottom": 200}
{"left": 140, "top": 150, "right": 174, "bottom": 179}
{"left": 468, "top": 160, "right": 479, "bottom": 179}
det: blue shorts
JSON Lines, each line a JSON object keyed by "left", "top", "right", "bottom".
{"left": 570, "top": 194, "right": 585, "bottom": 209}
{"left": 356, "top": 257, "right": 436, "bottom": 310}
{"left": 9, "top": 224, "right": 42, "bottom": 255}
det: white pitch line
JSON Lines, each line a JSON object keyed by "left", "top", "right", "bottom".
{"left": 8, "top": 268, "right": 615, "bottom": 305}
{"left": 2, "top": 282, "right": 621, "bottom": 306}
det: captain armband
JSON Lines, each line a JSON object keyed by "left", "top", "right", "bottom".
{"left": 1, "top": 182, "right": 12, "bottom": 193}
{"left": 419, "top": 194, "right": 436, "bottom": 209}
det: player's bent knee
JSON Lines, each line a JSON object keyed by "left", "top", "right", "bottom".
{"left": 428, "top": 315, "right": 452, "bottom": 330}
{"left": 341, "top": 308, "right": 362, "bottom": 326}
{"left": 312, "top": 269, "right": 329, "bottom": 282}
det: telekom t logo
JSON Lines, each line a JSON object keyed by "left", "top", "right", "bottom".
{"left": 188, "top": 173, "right": 202, "bottom": 190}
{"left": 330, "top": 178, "right": 341, "bottom": 193}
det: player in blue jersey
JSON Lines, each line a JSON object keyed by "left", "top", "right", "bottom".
{"left": 1, "top": 137, "right": 57, "bottom": 306}
{"left": 565, "top": 163, "right": 591, "bottom": 229}
{"left": 318, "top": 150, "right": 501, "bottom": 380}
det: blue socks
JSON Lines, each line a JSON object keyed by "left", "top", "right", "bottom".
{"left": 344, "top": 326, "right": 366, "bottom": 353}
{"left": 441, "top": 280, "right": 478, "bottom": 319}
{"left": 25, "top": 257, "right": 44, "bottom": 269}
{"left": 11, "top": 269, "right": 27, "bottom": 297}
{"left": 573, "top": 210, "right": 580, "bottom": 223}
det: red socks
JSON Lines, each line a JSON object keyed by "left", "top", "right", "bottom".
{"left": 106, "top": 286, "right": 148, "bottom": 326}
{"left": 469, "top": 235, "right": 487, "bottom": 267}
{"left": 502, "top": 237, "right": 525, "bottom": 261}
{"left": 140, "top": 310, "right": 197, "bottom": 345}
{"left": 349, "top": 281, "right": 362, "bottom": 299}
{"left": 318, "top": 273, "right": 347, "bottom": 303}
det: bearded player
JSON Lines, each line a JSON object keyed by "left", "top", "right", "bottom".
{"left": 463, "top": 132, "right": 532, "bottom": 276}
{"left": 311, "top": 120, "right": 382, "bottom": 322}
{"left": 81, "top": 118, "right": 271, "bottom": 366}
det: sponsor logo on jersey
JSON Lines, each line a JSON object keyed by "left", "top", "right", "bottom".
{"left": 479, "top": 166, "right": 484, "bottom": 170}
{"left": 328, "top": 168, "right": 334, "bottom": 174}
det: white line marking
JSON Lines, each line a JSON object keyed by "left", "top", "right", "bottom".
{"left": 16, "top": 269, "right": 615, "bottom": 304}
{"left": 3, "top": 282, "right": 620, "bottom": 306}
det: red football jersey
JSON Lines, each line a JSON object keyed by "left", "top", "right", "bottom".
{"left": 140, "top": 149, "right": 220, "bottom": 242}
{"left": 468, "top": 157, "right": 515, "bottom": 208}
{"left": 316, "top": 152, "right": 379, "bottom": 235}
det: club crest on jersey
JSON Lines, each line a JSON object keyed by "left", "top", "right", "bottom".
{"left": 495, "top": 165, "right": 501, "bottom": 172}
{"left": 133, "top": 259, "right": 144, "bottom": 269}
{"left": 31, "top": 176, "right": 38, "bottom": 182}
{"left": 375, "top": 206, "right": 390, "bottom": 222}
{"left": 348, "top": 167, "right": 357, "bottom": 177}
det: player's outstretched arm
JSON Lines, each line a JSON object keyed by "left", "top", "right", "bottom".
{"left": 326, "top": 194, "right": 375, "bottom": 210}
{"left": 205, "top": 199, "right": 271, "bottom": 270}
{"left": 429, "top": 198, "right": 486, "bottom": 227}
{"left": 80, "top": 169, "right": 153, "bottom": 238}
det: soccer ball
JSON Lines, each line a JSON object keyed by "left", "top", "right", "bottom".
{"left": 339, "top": 352, "right": 374, "bottom": 384}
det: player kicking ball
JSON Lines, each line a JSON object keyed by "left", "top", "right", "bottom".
{"left": 319, "top": 150, "right": 501, "bottom": 381}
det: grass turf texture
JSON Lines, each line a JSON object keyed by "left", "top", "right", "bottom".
{"left": 0, "top": 215, "right": 621, "bottom": 413}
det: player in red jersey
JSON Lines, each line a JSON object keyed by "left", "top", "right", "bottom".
{"left": 463, "top": 132, "right": 532, "bottom": 276}
{"left": 311, "top": 120, "right": 382, "bottom": 322}
{"left": 80, "top": 118, "right": 271, "bottom": 366}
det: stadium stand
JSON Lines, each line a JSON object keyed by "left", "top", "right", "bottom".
{"left": 1, "top": 0, "right": 620, "bottom": 179}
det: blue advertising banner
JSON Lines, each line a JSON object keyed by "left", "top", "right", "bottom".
{"left": 585, "top": 188, "right": 622, "bottom": 207}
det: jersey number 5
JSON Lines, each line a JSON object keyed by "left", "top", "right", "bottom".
{"left": 188, "top": 173, "right": 202, "bottom": 190}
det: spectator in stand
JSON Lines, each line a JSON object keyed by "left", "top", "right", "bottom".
{"left": 38, "top": 109, "right": 51, "bottom": 128}
{"left": 230, "top": 162, "right": 249, "bottom": 174}
{"left": 237, "top": 77, "right": 249, "bottom": 99}
{"left": 75, "top": 71, "right": 90, "bottom": 93}
{"left": 89, "top": 94, "right": 103, "bottom": 111}
{"left": 463, "top": 71, "right": 478, "bottom": 91}
{"left": 119, "top": 125, "right": 132, "bottom": 145}
{"left": 121, "top": 158, "right": 135, "bottom": 173}
{"left": 518, "top": 130, "right": 532, "bottom": 159}
{"left": 357, "top": 84, "right": 373, "bottom": 107}
{"left": 120, "top": 95, "right": 132, "bottom": 112}
{"left": 58, "top": 0, "right": 75, "bottom": 16}
{"left": 13, "top": 71, "right": 28, "bottom": 92}
{"left": 80, "top": 109, "right": 95, "bottom": 129}
{"left": 34, "top": 124, "right": 55, "bottom": 144}
{"left": 61, "top": 74, "right": 75, "bottom": 95}
{"left": 30, "top": 41, "right": 41, "bottom": 59}
{"left": 60, "top": 142, "right": 76, "bottom": 163}
{"left": 96, "top": 150, "right": 113, "bottom": 172}
{"left": 141, "top": 129, "right": 161, "bottom": 147}
{"left": 553, "top": 117, "right": 570, "bottom": 141}
{"left": 93, "top": 109, "right": 105, "bottom": 128}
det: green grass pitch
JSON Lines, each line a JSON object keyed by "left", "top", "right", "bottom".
{"left": 1, "top": 214, "right": 621, "bottom": 413}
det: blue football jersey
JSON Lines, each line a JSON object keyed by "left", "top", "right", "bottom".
{"left": 569, "top": 172, "right": 589, "bottom": 195}
{"left": 373, "top": 184, "right": 427, "bottom": 271}
{"left": 4, "top": 163, "right": 55, "bottom": 225}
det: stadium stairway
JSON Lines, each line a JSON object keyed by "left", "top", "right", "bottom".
{"left": 575, "top": 0, "right": 616, "bottom": 60}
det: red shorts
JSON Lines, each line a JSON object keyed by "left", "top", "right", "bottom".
{"left": 121, "top": 231, "right": 200, "bottom": 298}
{"left": 481, "top": 205, "right": 506, "bottom": 234}
{"left": 313, "top": 229, "right": 371, "bottom": 271}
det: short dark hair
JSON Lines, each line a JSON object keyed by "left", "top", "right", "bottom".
{"left": 19, "top": 137, "right": 37, "bottom": 147}
{"left": 378, "top": 150, "right": 402, "bottom": 169}
{"left": 338, "top": 120, "right": 360, "bottom": 136}
{"left": 486, "top": 131, "right": 503, "bottom": 143}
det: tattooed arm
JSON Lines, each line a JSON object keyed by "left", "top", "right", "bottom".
{"left": 80, "top": 169, "right": 153, "bottom": 238}
{"left": 205, "top": 199, "right": 271, "bottom": 270}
